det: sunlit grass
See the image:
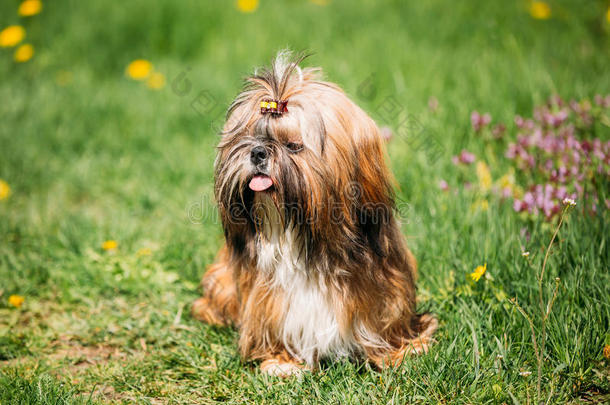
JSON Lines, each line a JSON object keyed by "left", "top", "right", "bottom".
{"left": 0, "top": 0, "right": 608, "bottom": 403}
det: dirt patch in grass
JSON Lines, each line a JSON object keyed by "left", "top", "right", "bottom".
{"left": 0, "top": 337, "right": 130, "bottom": 372}
{"left": 48, "top": 342, "right": 126, "bottom": 372}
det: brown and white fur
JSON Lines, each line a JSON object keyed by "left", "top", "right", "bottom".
{"left": 192, "top": 51, "right": 437, "bottom": 377}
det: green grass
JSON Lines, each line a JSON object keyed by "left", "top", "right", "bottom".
{"left": 1, "top": 0, "right": 609, "bottom": 403}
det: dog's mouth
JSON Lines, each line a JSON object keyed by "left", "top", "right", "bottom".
{"left": 248, "top": 174, "right": 273, "bottom": 192}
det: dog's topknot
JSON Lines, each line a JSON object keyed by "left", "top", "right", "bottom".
{"left": 255, "top": 49, "right": 308, "bottom": 100}
{"left": 225, "top": 51, "right": 317, "bottom": 129}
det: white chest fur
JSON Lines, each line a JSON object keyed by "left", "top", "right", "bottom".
{"left": 255, "top": 196, "right": 356, "bottom": 366}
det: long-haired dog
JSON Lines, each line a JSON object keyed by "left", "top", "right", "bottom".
{"left": 192, "top": 51, "right": 437, "bottom": 376}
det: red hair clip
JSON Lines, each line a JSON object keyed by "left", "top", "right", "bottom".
{"left": 260, "top": 99, "right": 288, "bottom": 115}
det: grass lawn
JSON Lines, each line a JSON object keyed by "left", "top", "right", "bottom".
{"left": 1, "top": 0, "right": 609, "bottom": 403}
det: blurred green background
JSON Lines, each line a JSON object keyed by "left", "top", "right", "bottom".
{"left": 1, "top": 0, "right": 609, "bottom": 403}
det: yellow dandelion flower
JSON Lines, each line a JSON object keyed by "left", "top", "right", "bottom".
{"left": 607, "top": 7, "right": 610, "bottom": 23}
{"left": 8, "top": 294, "right": 25, "bottom": 308}
{"left": 604, "top": 345, "right": 610, "bottom": 359}
{"left": 498, "top": 170, "right": 515, "bottom": 189}
{"left": 126, "top": 59, "right": 152, "bottom": 80}
{"left": 476, "top": 161, "right": 492, "bottom": 191}
{"left": 310, "top": 0, "right": 330, "bottom": 5}
{"left": 14, "top": 43, "right": 34, "bottom": 63}
{"left": 469, "top": 263, "right": 487, "bottom": 282}
{"left": 102, "top": 240, "right": 118, "bottom": 251}
{"left": 0, "top": 25, "right": 25, "bottom": 47}
{"left": 0, "top": 180, "right": 11, "bottom": 200}
{"left": 137, "top": 247, "right": 152, "bottom": 257}
{"left": 146, "top": 72, "right": 165, "bottom": 89}
{"left": 530, "top": 1, "right": 551, "bottom": 20}
{"left": 237, "top": 0, "right": 259, "bottom": 13}
{"left": 18, "top": 0, "right": 42, "bottom": 17}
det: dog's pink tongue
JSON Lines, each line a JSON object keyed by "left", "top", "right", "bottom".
{"left": 249, "top": 175, "right": 273, "bottom": 191}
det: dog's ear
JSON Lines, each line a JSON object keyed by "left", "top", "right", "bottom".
{"left": 350, "top": 115, "right": 395, "bottom": 257}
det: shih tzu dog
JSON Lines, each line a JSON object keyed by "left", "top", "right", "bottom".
{"left": 192, "top": 51, "right": 437, "bottom": 376}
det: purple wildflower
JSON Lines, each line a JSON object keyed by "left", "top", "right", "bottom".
{"left": 593, "top": 94, "right": 610, "bottom": 108}
{"left": 439, "top": 179, "right": 449, "bottom": 192}
{"left": 492, "top": 123, "right": 506, "bottom": 139}
{"left": 380, "top": 126, "right": 393, "bottom": 142}
{"left": 453, "top": 150, "right": 476, "bottom": 165}
{"left": 471, "top": 111, "right": 491, "bottom": 132}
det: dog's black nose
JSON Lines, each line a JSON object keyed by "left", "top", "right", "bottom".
{"left": 250, "top": 146, "right": 268, "bottom": 166}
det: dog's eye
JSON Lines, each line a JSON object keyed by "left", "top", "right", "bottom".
{"left": 285, "top": 142, "right": 304, "bottom": 153}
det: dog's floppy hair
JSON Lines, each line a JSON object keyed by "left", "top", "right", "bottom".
{"left": 197, "top": 51, "right": 437, "bottom": 370}
{"left": 216, "top": 51, "right": 395, "bottom": 267}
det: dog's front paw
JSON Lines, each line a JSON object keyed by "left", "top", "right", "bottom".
{"left": 191, "top": 297, "right": 224, "bottom": 325}
{"left": 260, "top": 358, "right": 308, "bottom": 378}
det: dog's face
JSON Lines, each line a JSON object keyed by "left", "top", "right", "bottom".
{"left": 215, "top": 84, "right": 330, "bottom": 233}
{"left": 215, "top": 54, "right": 394, "bottom": 263}
{"left": 216, "top": 97, "right": 325, "bottom": 198}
